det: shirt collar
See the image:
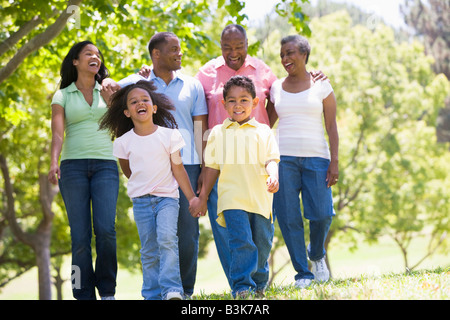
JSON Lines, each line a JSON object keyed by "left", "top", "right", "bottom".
{"left": 67, "top": 81, "right": 102, "bottom": 93}
{"left": 223, "top": 117, "right": 258, "bottom": 129}
{"left": 215, "top": 55, "right": 257, "bottom": 70}
{"left": 150, "top": 69, "right": 185, "bottom": 83}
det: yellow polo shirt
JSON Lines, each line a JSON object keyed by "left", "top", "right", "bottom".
{"left": 205, "top": 118, "right": 280, "bottom": 227}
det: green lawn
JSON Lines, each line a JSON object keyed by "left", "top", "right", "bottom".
{"left": 0, "top": 234, "right": 448, "bottom": 300}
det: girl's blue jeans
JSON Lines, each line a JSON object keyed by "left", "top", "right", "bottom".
{"left": 273, "top": 156, "right": 334, "bottom": 280}
{"left": 223, "top": 209, "right": 274, "bottom": 296}
{"left": 132, "top": 195, "right": 183, "bottom": 300}
{"left": 58, "top": 159, "right": 119, "bottom": 300}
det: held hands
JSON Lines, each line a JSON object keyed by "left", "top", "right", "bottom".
{"left": 188, "top": 196, "right": 207, "bottom": 218}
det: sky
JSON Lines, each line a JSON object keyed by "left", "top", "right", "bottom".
{"left": 242, "top": 0, "right": 405, "bottom": 29}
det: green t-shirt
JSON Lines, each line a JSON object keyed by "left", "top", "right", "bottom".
{"left": 51, "top": 82, "right": 114, "bottom": 161}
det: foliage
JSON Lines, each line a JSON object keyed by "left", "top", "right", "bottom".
{"left": 0, "top": 0, "right": 312, "bottom": 297}
{"left": 253, "top": 10, "right": 450, "bottom": 275}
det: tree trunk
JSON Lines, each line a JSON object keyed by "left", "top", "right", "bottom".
{"left": 35, "top": 235, "right": 52, "bottom": 300}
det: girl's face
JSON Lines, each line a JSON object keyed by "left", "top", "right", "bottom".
{"left": 73, "top": 44, "right": 102, "bottom": 75}
{"left": 124, "top": 88, "right": 157, "bottom": 123}
{"left": 222, "top": 86, "right": 258, "bottom": 125}
{"left": 280, "top": 41, "right": 307, "bottom": 75}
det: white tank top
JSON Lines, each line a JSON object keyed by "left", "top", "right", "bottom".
{"left": 270, "top": 79, "right": 333, "bottom": 159}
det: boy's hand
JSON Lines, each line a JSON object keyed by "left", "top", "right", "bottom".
{"left": 266, "top": 176, "right": 279, "bottom": 193}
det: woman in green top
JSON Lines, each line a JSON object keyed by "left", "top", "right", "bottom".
{"left": 48, "top": 41, "right": 119, "bottom": 300}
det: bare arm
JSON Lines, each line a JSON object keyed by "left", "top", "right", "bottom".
{"left": 118, "top": 158, "right": 132, "bottom": 179}
{"left": 171, "top": 150, "right": 196, "bottom": 202}
{"left": 193, "top": 114, "right": 208, "bottom": 193}
{"left": 323, "top": 92, "right": 339, "bottom": 188}
{"left": 48, "top": 104, "right": 65, "bottom": 185}
{"left": 266, "top": 100, "right": 278, "bottom": 129}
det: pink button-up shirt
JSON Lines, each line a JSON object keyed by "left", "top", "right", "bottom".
{"left": 196, "top": 55, "right": 278, "bottom": 129}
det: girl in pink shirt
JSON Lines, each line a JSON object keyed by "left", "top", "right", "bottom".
{"left": 99, "top": 80, "right": 198, "bottom": 300}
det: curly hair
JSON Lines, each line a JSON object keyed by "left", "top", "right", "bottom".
{"left": 99, "top": 80, "right": 177, "bottom": 139}
{"left": 222, "top": 75, "right": 256, "bottom": 100}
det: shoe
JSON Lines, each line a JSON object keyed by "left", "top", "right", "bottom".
{"left": 166, "top": 292, "right": 183, "bottom": 300}
{"left": 294, "top": 278, "right": 312, "bottom": 288}
{"left": 101, "top": 296, "right": 115, "bottom": 300}
{"left": 311, "top": 257, "right": 330, "bottom": 282}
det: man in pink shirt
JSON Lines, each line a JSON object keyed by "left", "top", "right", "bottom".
{"left": 195, "top": 24, "right": 278, "bottom": 287}
{"left": 196, "top": 24, "right": 278, "bottom": 130}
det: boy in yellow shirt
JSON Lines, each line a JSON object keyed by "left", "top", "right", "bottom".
{"left": 189, "top": 75, "right": 280, "bottom": 297}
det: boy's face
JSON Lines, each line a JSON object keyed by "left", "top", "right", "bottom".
{"left": 222, "top": 86, "right": 259, "bottom": 125}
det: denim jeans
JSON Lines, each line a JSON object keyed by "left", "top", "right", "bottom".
{"left": 223, "top": 210, "right": 274, "bottom": 296}
{"left": 132, "top": 195, "right": 183, "bottom": 300}
{"left": 207, "top": 182, "right": 232, "bottom": 286}
{"left": 273, "top": 156, "right": 334, "bottom": 280}
{"left": 58, "top": 159, "right": 119, "bottom": 300}
{"left": 177, "top": 165, "right": 201, "bottom": 296}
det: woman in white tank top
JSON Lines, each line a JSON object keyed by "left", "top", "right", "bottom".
{"left": 270, "top": 35, "right": 339, "bottom": 288}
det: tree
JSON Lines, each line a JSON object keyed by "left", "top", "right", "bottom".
{"left": 309, "top": 11, "right": 450, "bottom": 272}
{"left": 401, "top": 0, "right": 450, "bottom": 144}
{"left": 254, "top": 10, "right": 450, "bottom": 278}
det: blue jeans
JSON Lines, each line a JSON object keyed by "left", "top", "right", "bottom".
{"left": 132, "top": 195, "right": 183, "bottom": 300}
{"left": 223, "top": 210, "right": 274, "bottom": 296}
{"left": 177, "top": 165, "right": 201, "bottom": 296}
{"left": 58, "top": 159, "right": 119, "bottom": 300}
{"left": 207, "top": 182, "right": 232, "bottom": 286}
{"left": 273, "top": 156, "right": 334, "bottom": 280}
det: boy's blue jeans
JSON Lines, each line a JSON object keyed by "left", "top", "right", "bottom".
{"left": 58, "top": 159, "right": 119, "bottom": 300}
{"left": 132, "top": 195, "right": 183, "bottom": 300}
{"left": 207, "top": 183, "right": 232, "bottom": 286}
{"left": 222, "top": 209, "right": 274, "bottom": 296}
{"left": 273, "top": 156, "right": 334, "bottom": 280}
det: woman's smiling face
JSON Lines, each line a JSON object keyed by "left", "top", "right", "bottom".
{"left": 280, "top": 41, "right": 307, "bottom": 75}
{"left": 73, "top": 44, "right": 102, "bottom": 75}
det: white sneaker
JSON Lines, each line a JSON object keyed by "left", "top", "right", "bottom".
{"left": 294, "top": 278, "right": 312, "bottom": 288}
{"left": 311, "top": 257, "right": 330, "bottom": 282}
{"left": 166, "top": 291, "right": 183, "bottom": 300}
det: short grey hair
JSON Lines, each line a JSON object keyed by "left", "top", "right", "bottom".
{"left": 281, "top": 35, "right": 311, "bottom": 64}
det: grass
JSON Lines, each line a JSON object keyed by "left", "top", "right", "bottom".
{"left": 0, "top": 235, "right": 448, "bottom": 300}
{"left": 192, "top": 267, "right": 449, "bottom": 300}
